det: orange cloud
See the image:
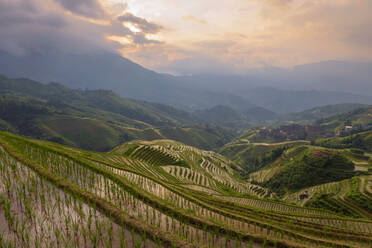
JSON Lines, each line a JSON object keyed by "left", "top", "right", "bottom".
{"left": 1, "top": 0, "right": 371, "bottom": 75}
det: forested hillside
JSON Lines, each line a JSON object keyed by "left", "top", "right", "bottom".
{"left": 0, "top": 75, "right": 234, "bottom": 151}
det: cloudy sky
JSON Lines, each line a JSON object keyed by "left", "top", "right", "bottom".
{"left": 1, "top": 0, "right": 372, "bottom": 75}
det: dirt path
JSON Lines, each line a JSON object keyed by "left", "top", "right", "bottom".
{"left": 224, "top": 140, "right": 309, "bottom": 148}
{"left": 353, "top": 161, "right": 369, "bottom": 165}
{"left": 251, "top": 140, "right": 310, "bottom": 146}
{"left": 360, "top": 176, "right": 367, "bottom": 195}
{"left": 354, "top": 165, "right": 369, "bottom": 172}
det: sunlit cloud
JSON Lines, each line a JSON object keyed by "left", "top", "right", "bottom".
{"left": 0, "top": 0, "right": 371, "bottom": 75}
{"left": 117, "top": 12, "right": 163, "bottom": 34}
{"left": 114, "top": 0, "right": 372, "bottom": 74}
{"left": 106, "top": 35, "right": 132, "bottom": 45}
{"left": 123, "top": 23, "right": 141, "bottom": 33}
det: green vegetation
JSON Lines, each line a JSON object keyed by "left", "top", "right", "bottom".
{"left": 305, "top": 193, "right": 361, "bottom": 218}
{"left": 2, "top": 76, "right": 372, "bottom": 247}
{"left": 0, "top": 75, "right": 234, "bottom": 151}
{"left": 316, "top": 106, "right": 372, "bottom": 134}
{"left": 0, "top": 131, "right": 371, "bottom": 248}
{"left": 283, "top": 103, "right": 368, "bottom": 124}
{"left": 221, "top": 129, "right": 372, "bottom": 222}
{"left": 262, "top": 147, "right": 356, "bottom": 195}
{"left": 314, "top": 131, "right": 372, "bottom": 152}
{"left": 220, "top": 138, "right": 310, "bottom": 175}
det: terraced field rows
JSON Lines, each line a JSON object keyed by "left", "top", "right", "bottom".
{"left": 1, "top": 134, "right": 372, "bottom": 247}
{"left": 128, "top": 145, "right": 180, "bottom": 165}
{"left": 0, "top": 148, "right": 155, "bottom": 248}
{"left": 249, "top": 168, "right": 278, "bottom": 184}
{"left": 107, "top": 155, "right": 169, "bottom": 181}
{"left": 97, "top": 148, "right": 372, "bottom": 247}
{"left": 107, "top": 141, "right": 372, "bottom": 245}
{"left": 13, "top": 142, "right": 279, "bottom": 247}
{"left": 199, "top": 158, "right": 261, "bottom": 194}
{"left": 360, "top": 175, "right": 372, "bottom": 197}
{"left": 284, "top": 174, "right": 372, "bottom": 220}
{"left": 216, "top": 196, "right": 337, "bottom": 217}
{"left": 114, "top": 141, "right": 251, "bottom": 195}
{"left": 295, "top": 216, "right": 372, "bottom": 234}
{"left": 180, "top": 185, "right": 221, "bottom": 195}
{"left": 162, "top": 166, "right": 216, "bottom": 187}
{"left": 284, "top": 179, "right": 352, "bottom": 205}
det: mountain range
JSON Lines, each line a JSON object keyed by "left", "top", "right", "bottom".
{"left": 1, "top": 50, "right": 372, "bottom": 114}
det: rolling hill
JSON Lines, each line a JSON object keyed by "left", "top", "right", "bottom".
{"left": 242, "top": 88, "right": 372, "bottom": 114}
{"left": 193, "top": 105, "right": 250, "bottom": 129}
{"left": 316, "top": 105, "right": 372, "bottom": 134}
{"left": 282, "top": 103, "right": 368, "bottom": 124}
{"left": 0, "top": 75, "right": 234, "bottom": 151}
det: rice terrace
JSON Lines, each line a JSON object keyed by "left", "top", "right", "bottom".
{"left": 0, "top": 129, "right": 371, "bottom": 247}
{"left": 1, "top": 0, "right": 372, "bottom": 247}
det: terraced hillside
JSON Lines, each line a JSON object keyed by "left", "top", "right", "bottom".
{"left": 220, "top": 139, "right": 309, "bottom": 173}
{"left": 232, "top": 143, "right": 371, "bottom": 216}
{"left": 0, "top": 131, "right": 371, "bottom": 247}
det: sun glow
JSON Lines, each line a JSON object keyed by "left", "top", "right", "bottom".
{"left": 106, "top": 35, "right": 132, "bottom": 45}
{"left": 123, "top": 23, "right": 141, "bottom": 33}
{"left": 146, "top": 34, "right": 162, "bottom": 41}
{"left": 104, "top": 0, "right": 372, "bottom": 73}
